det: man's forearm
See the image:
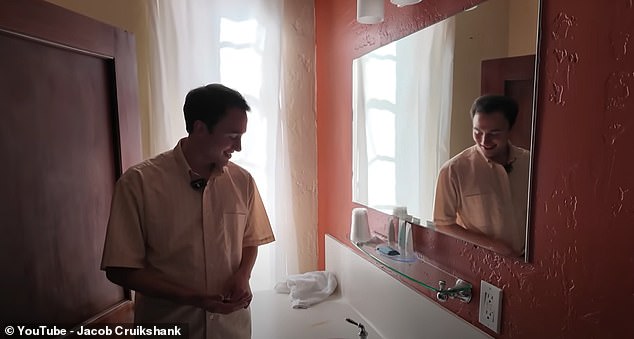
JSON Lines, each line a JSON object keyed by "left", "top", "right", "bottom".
{"left": 224, "top": 246, "right": 258, "bottom": 303}
{"left": 107, "top": 267, "right": 251, "bottom": 314}
{"left": 435, "top": 223, "right": 520, "bottom": 257}
{"left": 236, "top": 246, "right": 258, "bottom": 279}
{"left": 106, "top": 267, "right": 202, "bottom": 306}
{"left": 435, "top": 223, "right": 489, "bottom": 244}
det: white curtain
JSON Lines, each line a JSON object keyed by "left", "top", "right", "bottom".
{"left": 353, "top": 17, "right": 455, "bottom": 221}
{"left": 146, "top": 0, "right": 311, "bottom": 291}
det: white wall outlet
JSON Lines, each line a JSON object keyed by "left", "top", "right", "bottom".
{"left": 479, "top": 280, "right": 502, "bottom": 333}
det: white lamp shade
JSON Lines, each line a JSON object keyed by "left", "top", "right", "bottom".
{"left": 357, "top": 0, "right": 384, "bottom": 24}
{"left": 390, "top": 0, "right": 423, "bottom": 7}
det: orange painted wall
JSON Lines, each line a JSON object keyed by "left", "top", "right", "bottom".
{"left": 316, "top": 0, "right": 634, "bottom": 337}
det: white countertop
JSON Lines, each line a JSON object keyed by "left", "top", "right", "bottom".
{"left": 251, "top": 290, "right": 381, "bottom": 339}
{"left": 250, "top": 236, "right": 492, "bottom": 339}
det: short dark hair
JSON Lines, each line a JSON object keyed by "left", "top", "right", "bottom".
{"left": 470, "top": 94, "right": 519, "bottom": 129}
{"left": 183, "top": 83, "right": 250, "bottom": 133}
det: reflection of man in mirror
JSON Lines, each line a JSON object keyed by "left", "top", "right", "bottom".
{"left": 433, "top": 95, "right": 529, "bottom": 257}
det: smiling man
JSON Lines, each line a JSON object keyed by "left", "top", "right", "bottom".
{"left": 433, "top": 95, "right": 529, "bottom": 257}
{"left": 101, "top": 84, "right": 275, "bottom": 339}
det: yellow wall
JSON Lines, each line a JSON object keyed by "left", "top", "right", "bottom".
{"left": 46, "top": 0, "right": 153, "bottom": 158}
{"left": 449, "top": 0, "right": 539, "bottom": 157}
{"left": 508, "top": 0, "right": 539, "bottom": 56}
{"left": 450, "top": 0, "right": 510, "bottom": 157}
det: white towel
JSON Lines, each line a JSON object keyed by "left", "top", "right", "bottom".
{"left": 274, "top": 271, "right": 338, "bottom": 309}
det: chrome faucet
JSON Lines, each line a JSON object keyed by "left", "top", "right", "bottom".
{"left": 345, "top": 318, "right": 368, "bottom": 339}
{"left": 436, "top": 279, "right": 473, "bottom": 303}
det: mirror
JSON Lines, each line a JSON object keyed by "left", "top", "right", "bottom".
{"left": 352, "top": 0, "right": 540, "bottom": 261}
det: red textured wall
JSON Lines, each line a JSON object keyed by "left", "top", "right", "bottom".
{"left": 316, "top": 0, "right": 634, "bottom": 337}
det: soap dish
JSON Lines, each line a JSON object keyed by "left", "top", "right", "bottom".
{"left": 375, "top": 245, "right": 417, "bottom": 263}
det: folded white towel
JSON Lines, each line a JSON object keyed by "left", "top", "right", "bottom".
{"left": 274, "top": 271, "right": 338, "bottom": 309}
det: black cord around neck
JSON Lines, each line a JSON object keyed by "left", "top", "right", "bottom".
{"left": 190, "top": 178, "right": 206, "bottom": 190}
{"left": 503, "top": 162, "right": 513, "bottom": 173}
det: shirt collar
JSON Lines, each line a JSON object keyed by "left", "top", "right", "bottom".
{"left": 173, "top": 138, "right": 226, "bottom": 185}
{"left": 507, "top": 142, "right": 520, "bottom": 165}
{"left": 476, "top": 142, "right": 518, "bottom": 168}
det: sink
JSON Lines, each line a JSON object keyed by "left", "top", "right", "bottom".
{"left": 251, "top": 290, "right": 382, "bottom": 339}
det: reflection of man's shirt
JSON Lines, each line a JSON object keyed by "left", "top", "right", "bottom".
{"left": 101, "top": 139, "right": 275, "bottom": 339}
{"left": 433, "top": 144, "right": 530, "bottom": 254}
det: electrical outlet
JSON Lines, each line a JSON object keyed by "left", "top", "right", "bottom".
{"left": 479, "top": 280, "right": 502, "bottom": 333}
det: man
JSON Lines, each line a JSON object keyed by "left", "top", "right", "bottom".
{"left": 433, "top": 95, "right": 529, "bottom": 257}
{"left": 101, "top": 84, "right": 275, "bottom": 338}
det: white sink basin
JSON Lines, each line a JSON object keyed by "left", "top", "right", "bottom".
{"left": 251, "top": 290, "right": 381, "bottom": 339}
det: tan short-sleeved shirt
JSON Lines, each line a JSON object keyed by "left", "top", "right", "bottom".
{"left": 101, "top": 139, "right": 275, "bottom": 339}
{"left": 433, "top": 144, "right": 529, "bottom": 254}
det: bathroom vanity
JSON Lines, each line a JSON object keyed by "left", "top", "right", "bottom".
{"left": 252, "top": 236, "right": 491, "bottom": 339}
{"left": 252, "top": 291, "right": 380, "bottom": 339}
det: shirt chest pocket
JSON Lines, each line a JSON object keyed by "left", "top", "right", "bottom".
{"left": 461, "top": 192, "right": 501, "bottom": 230}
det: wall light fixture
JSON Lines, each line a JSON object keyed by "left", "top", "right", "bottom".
{"left": 390, "top": 0, "right": 423, "bottom": 7}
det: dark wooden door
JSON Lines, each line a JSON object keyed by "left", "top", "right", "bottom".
{"left": 0, "top": 0, "right": 141, "bottom": 325}
{"left": 481, "top": 54, "right": 536, "bottom": 150}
